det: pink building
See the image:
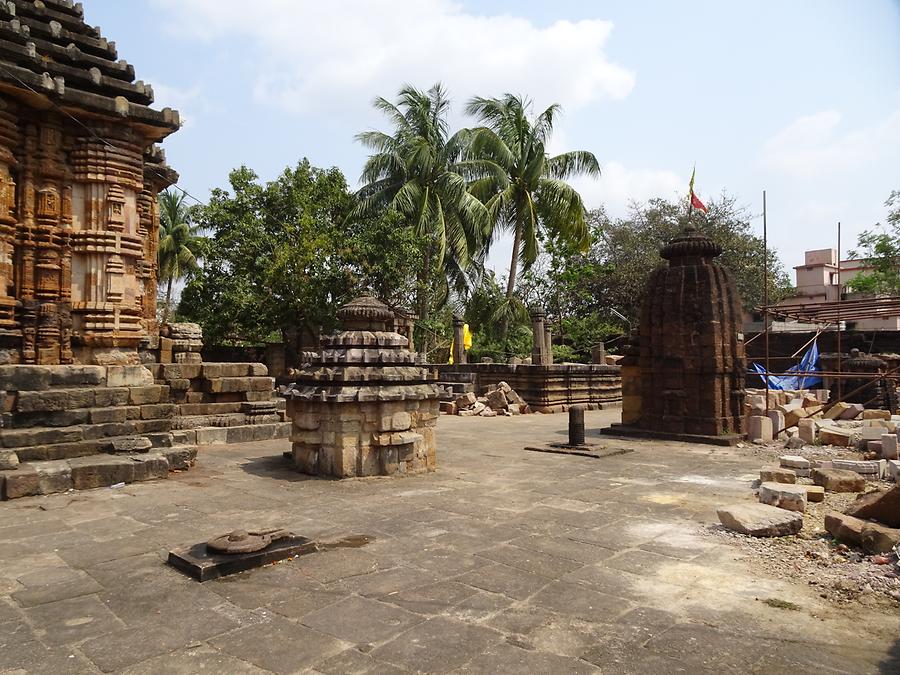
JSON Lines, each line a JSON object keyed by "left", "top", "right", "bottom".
{"left": 785, "top": 248, "right": 900, "bottom": 330}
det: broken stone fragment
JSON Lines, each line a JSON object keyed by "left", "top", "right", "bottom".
{"left": 862, "top": 409, "right": 891, "bottom": 421}
{"left": 804, "top": 485, "right": 825, "bottom": 503}
{"left": 453, "top": 392, "right": 476, "bottom": 408}
{"left": 812, "top": 468, "right": 866, "bottom": 493}
{"left": 783, "top": 436, "right": 805, "bottom": 450}
{"left": 758, "top": 482, "right": 807, "bottom": 512}
{"left": 717, "top": 503, "right": 803, "bottom": 537}
{"left": 485, "top": 389, "right": 508, "bottom": 411}
{"left": 817, "top": 426, "right": 854, "bottom": 447}
{"left": 843, "top": 486, "right": 900, "bottom": 528}
{"left": 0, "top": 450, "right": 19, "bottom": 471}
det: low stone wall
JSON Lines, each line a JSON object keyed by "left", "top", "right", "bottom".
{"left": 435, "top": 363, "right": 622, "bottom": 413}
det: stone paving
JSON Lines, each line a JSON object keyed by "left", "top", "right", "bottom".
{"left": 1, "top": 410, "right": 899, "bottom": 673}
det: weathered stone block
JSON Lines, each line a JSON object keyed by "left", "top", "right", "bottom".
{"left": 839, "top": 403, "right": 864, "bottom": 420}
{"left": 748, "top": 415, "right": 773, "bottom": 442}
{"left": 163, "top": 445, "right": 197, "bottom": 470}
{"left": 2, "top": 426, "right": 84, "bottom": 448}
{"left": 812, "top": 468, "right": 865, "bottom": 492}
{"left": 2, "top": 465, "right": 39, "bottom": 499}
{"left": 69, "top": 456, "right": 135, "bottom": 489}
{"left": 201, "top": 363, "right": 251, "bottom": 379}
{"left": 249, "top": 363, "right": 268, "bottom": 376}
{"left": 0, "top": 450, "right": 18, "bottom": 470}
{"left": 128, "top": 385, "right": 167, "bottom": 405}
{"left": 804, "top": 485, "right": 825, "bottom": 502}
{"left": 779, "top": 455, "right": 811, "bottom": 470}
{"left": 824, "top": 401, "right": 851, "bottom": 420}
{"left": 843, "top": 486, "right": 900, "bottom": 527}
{"left": 0, "top": 365, "right": 52, "bottom": 392}
{"left": 717, "top": 503, "right": 803, "bottom": 537}
{"left": 49, "top": 365, "right": 107, "bottom": 387}
{"left": 90, "top": 407, "right": 128, "bottom": 424}
{"left": 132, "top": 454, "right": 169, "bottom": 481}
{"left": 861, "top": 522, "right": 900, "bottom": 554}
{"left": 34, "top": 460, "right": 73, "bottom": 494}
{"left": 15, "top": 390, "right": 70, "bottom": 413}
{"left": 881, "top": 434, "right": 899, "bottom": 460}
{"left": 205, "top": 376, "right": 274, "bottom": 394}
{"left": 759, "top": 482, "right": 807, "bottom": 512}
{"left": 760, "top": 466, "right": 796, "bottom": 484}
{"left": 140, "top": 404, "right": 176, "bottom": 420}
{"left": 107, "top": 365, "right": 153, "bottom": 388}
{"left": 825, "top": 511, "right": 865, "bottom": 544}
{"left": 94, "top": 388, "right": 130, "bottom": 407}
{"left": 797, "top": 418, "right": 817, "bottom": 444}
{"left": 863, "top": 409, "right": 891, "bottom": 421}
{"left": 818, "top": 426, "right": 853, "bottom": 447}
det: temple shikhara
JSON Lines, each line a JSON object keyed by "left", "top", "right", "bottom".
{"left": 0, "top": 0, "right": 180, "bottom": 366}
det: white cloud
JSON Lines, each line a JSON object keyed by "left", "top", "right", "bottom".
{"left": 148, "top": 82, "right": 207, "bottom": 128}
{"left": 571, "top": 161, "right": 683, "bottom": 216}
{"left": 761, "top": 106, "right": 900, "bottom": 179}
{"left": 151, "top": 0, "right": 634, "bottom": 117}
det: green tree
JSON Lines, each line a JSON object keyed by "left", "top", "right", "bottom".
{"left": 847, "top": 190, "right": 900, "bottom": 295}
{"left": 465, "top": 94, "right": 600, "bottom": 342}
{"left": 352, "top": 83, "right": 492, "bottom": 335}
{"left": 179, "top": 161, "right": 421, "bottom": 354}
{"left": 157, "top": 189, "right": 204, "bottom": 324}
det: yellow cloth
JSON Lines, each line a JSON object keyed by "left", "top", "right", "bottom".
{"left": 449, "top": 324, "right": 473, "bottom": 364}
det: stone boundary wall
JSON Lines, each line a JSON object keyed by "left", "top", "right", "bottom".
{"left": 435, "top": 363, "right": 622, "bottom": 413}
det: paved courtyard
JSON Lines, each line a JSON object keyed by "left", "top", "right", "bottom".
{"left": 1, "top": 409, "right": 899, "bottom": 674}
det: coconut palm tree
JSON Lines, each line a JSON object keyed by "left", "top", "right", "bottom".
{"left": 158, "top": 189, "right": 204, "bottom": 324}
{"left": 352, "top": 83, "right": 494, "bottom": 330}
{"left": 465, "top": 94, "right": 600, "bottom": 342}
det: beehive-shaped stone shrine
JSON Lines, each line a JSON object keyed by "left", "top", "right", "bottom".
{"left": 282, "top": 296, "right": 440, "bottom": 478}
{"left": 604, "top": 224, "right": 745, "bottom": 445}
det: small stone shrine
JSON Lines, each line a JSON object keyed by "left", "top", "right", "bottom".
{"left": 282, "top": 296, "right": 440, "bottom": 478}
{"left": 604, "top": 224, "right": 745, "bottom": 445}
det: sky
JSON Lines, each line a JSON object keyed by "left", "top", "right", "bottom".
{"left": 86, "top": 0, "right": 900, "bottom": 278}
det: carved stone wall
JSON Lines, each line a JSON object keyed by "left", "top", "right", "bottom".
{"left": 0, "top": 0, "right": 180, "bottom": 365}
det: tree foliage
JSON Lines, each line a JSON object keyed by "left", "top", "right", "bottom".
{"left": 847, "top": 191, "right": 900, "bottom": 295}
{"left": 178, "top": 161, "right": 421, "bottom": 347}
{"left": 465, "top": 94, "right": 600, "bottom": 315}
{"left": 352, "top": 83, "right": 491, "bottom": 325}
{"left": 157, "top": 189, "right": 205, "bottom": 324}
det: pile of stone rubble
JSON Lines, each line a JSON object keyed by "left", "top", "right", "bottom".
{"left": 745, "top": 387, "right": 900, "bottom": 460}
{"left": 719, "top": 452, "right": 900, "bottom": 548}
{"left": 440, "top": 381, "right": 531, "bottom": 417}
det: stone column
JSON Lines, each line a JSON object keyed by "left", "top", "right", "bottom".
{"left": 544, "top": 326, "right": 553, "bottom": 365}
{"left": 592, "top": 341, "right": 606, "bottom": 364}
{"left": 531, "top": 307, "right": 547, "bottom": 366}
{"left": 452, "top": 315, "right": 467, "bottom": 365}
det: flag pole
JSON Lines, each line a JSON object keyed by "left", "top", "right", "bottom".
{"left": 763, "top": 190, "right": 769, "bottom": 413}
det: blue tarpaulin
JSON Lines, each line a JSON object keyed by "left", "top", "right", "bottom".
{"left": 750, "top": 339, "right": 822, "bottom": 390}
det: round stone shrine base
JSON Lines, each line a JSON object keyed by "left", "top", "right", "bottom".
{"left": 287, "top": 399, "right": 438, "bottom": 478}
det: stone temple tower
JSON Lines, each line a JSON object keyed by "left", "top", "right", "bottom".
{"left": 604, "top": 224, "right": 746, "bottom": 445}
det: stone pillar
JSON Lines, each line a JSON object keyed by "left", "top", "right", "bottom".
{"left": 531, "top": 308, "right": 548, "bottom": 366}
{"left": 452, "top": 315, "right": 467, "bottom": 365}
{"left": 544, "top": 326, "right": 553, "bottom": 365}
{"left": 592, "top": 342, "right": 606, "bottom": 364}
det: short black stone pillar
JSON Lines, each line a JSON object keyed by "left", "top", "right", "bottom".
{"left": 568, "top": 405, "right": 586, "bottom": 446}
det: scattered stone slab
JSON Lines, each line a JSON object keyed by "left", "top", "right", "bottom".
{"left": 832, "top": 459, "right": 882, "bottom": 477}
{"left": 863, "top": 409, "right": 891, "bottom": 421}
{"left": 759, "top": 466, "right": 796, "bottom": 484}
{"left": 779, "top": 455, "right": 810, "bottom": 470}
{"left": 804, "top": 485, "right": 825, "bottom": 503}
{"left": 843, "top": 486, "right": 900, "bottom": 527}
{"left": 824, "top": 511, "right": 866, "bottom": 544}
{"left": 758, "top": 482, "right": 807, "bottom": 512}
{"left": 881, "top": 434, "right": 899, "bottom": 460}
{"left": 824, "top": 401, "right": 851, "bottom": 420}
{"left": 717, "top": 503, "right": 803, "bottom": 537}
{"left": 812, "top": 468, "right": 865, "bottom": 493}
{"left": 861, "top": 522, "right": 900, "bottom": 554}
{"left": 748, "top": 415, "right": 773, "bottom": 443}
{"left": 818, "top": 427, "right": 853, "bottom": 447}
{"left": 839, "top": 403, "right": 864, "bottom": 420}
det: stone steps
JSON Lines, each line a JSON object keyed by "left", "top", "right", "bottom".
{"left": 172, "top": 422, "right": 291, "bottom": 446}
{"left": 0, "top": 445, "right": 198, "bottom": 500}
{"left": 12, "top": 429, "right": 177, "bottom": 462}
